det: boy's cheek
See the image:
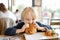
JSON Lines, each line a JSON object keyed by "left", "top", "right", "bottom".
{"left": 24, "top": 20, "right": 28, "bottom": 23}
{"left": 25, "top": 21, "right": 29, "bottom": 24}
{"left": 33, "top": 20, "right": 36, "bottom": 23}
{"left": 32, "top": 21, "right": 36, "bottom": 24}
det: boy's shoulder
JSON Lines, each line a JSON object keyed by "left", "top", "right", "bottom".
{"left": 18, "top": 22, "right": 25, "bottom": 25}
{"left": 36, "top": 21, "right": 41, "bottom": 24}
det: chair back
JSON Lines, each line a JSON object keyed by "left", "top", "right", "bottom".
{"left": 0, "top": 18, "right": 7, "bottom": 35}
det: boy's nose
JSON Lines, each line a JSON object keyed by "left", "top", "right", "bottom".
{"left": 29, "top": 20, "right": 33, "bottom": 24}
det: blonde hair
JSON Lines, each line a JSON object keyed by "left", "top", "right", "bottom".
{"left": 21, "top": 7, "right": 36, "bottom": 20}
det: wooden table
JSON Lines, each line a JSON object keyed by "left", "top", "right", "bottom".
{"left": 0, "top": 34, "right": 25, "bottom": 40}
{"left": 0, "top": 32, "right": 60, "bottom": 40}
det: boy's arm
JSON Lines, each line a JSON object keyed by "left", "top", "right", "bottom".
{"left": 36, "top": 21, "right": 52, "bottom": 30}
{"left": 34, "top": 23, "right": 46, "bottom": 31}
{"left": 5, "top": 22, "right": 25, "bottom": 36}
{"left": 5, "top": 27, "right": 17, "bottom": 36}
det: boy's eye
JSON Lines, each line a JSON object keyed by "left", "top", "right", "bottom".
{"left": 32, "top": 18, "right": 34, "bottom": 20}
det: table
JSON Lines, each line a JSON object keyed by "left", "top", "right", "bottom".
{"left": 0, "top": 32, "right": 60, "bottom": 40}
{"left": 24, "top": 32, "right": 60, "bottom": 40}
{"left": 0, "top": 34, "right": 25, "bottom": 40}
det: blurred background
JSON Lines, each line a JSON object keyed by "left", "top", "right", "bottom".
{"left": 0, "top": 0, "right": 60, "bottom": 28}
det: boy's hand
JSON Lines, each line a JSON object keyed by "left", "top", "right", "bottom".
{"left": 32, "top": 21, "right": 39, "bottom": 28}
{"left": 16, "top": 23, "right": 29, "bottom": 33}
{"left": 23, "top": 23, "right": 29, "bottom": 29}
{"left": 32, "top": 21, "right": 46, "bottom": 31}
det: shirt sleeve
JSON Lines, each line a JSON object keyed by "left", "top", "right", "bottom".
{"left": 36, "top": 21, "right": 52, "bottom": 30}
{"left": 5, "top": 27, "right": 17, "bottom": 36}
{"left": 5, "top": 22, "right": 25, "bottom": 36}
{"left": 14, "top": 22, "right": 25, "bottom": 29}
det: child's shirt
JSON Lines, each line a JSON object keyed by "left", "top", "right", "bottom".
{"left": 5, "top": 21, "right": 52, "bottom": 36}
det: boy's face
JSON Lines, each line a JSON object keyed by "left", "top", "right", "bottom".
{"left": 24, "top": 12, "right": 35, "bottom": 24}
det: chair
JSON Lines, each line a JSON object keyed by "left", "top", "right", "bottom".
{"left": 50, "top": 13, "right": 60, "bottom": 29}
{"left": 50, "top": 19, "right": 60, "bottom": 25}
{"left": 50, "top": 19, "right": 60, "bottom": 29}
{"left": 0, "top": 18, "right": 14, "bottom": 35}
{"left": 0, "top": 18, "right": 7, "bottom": 35}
